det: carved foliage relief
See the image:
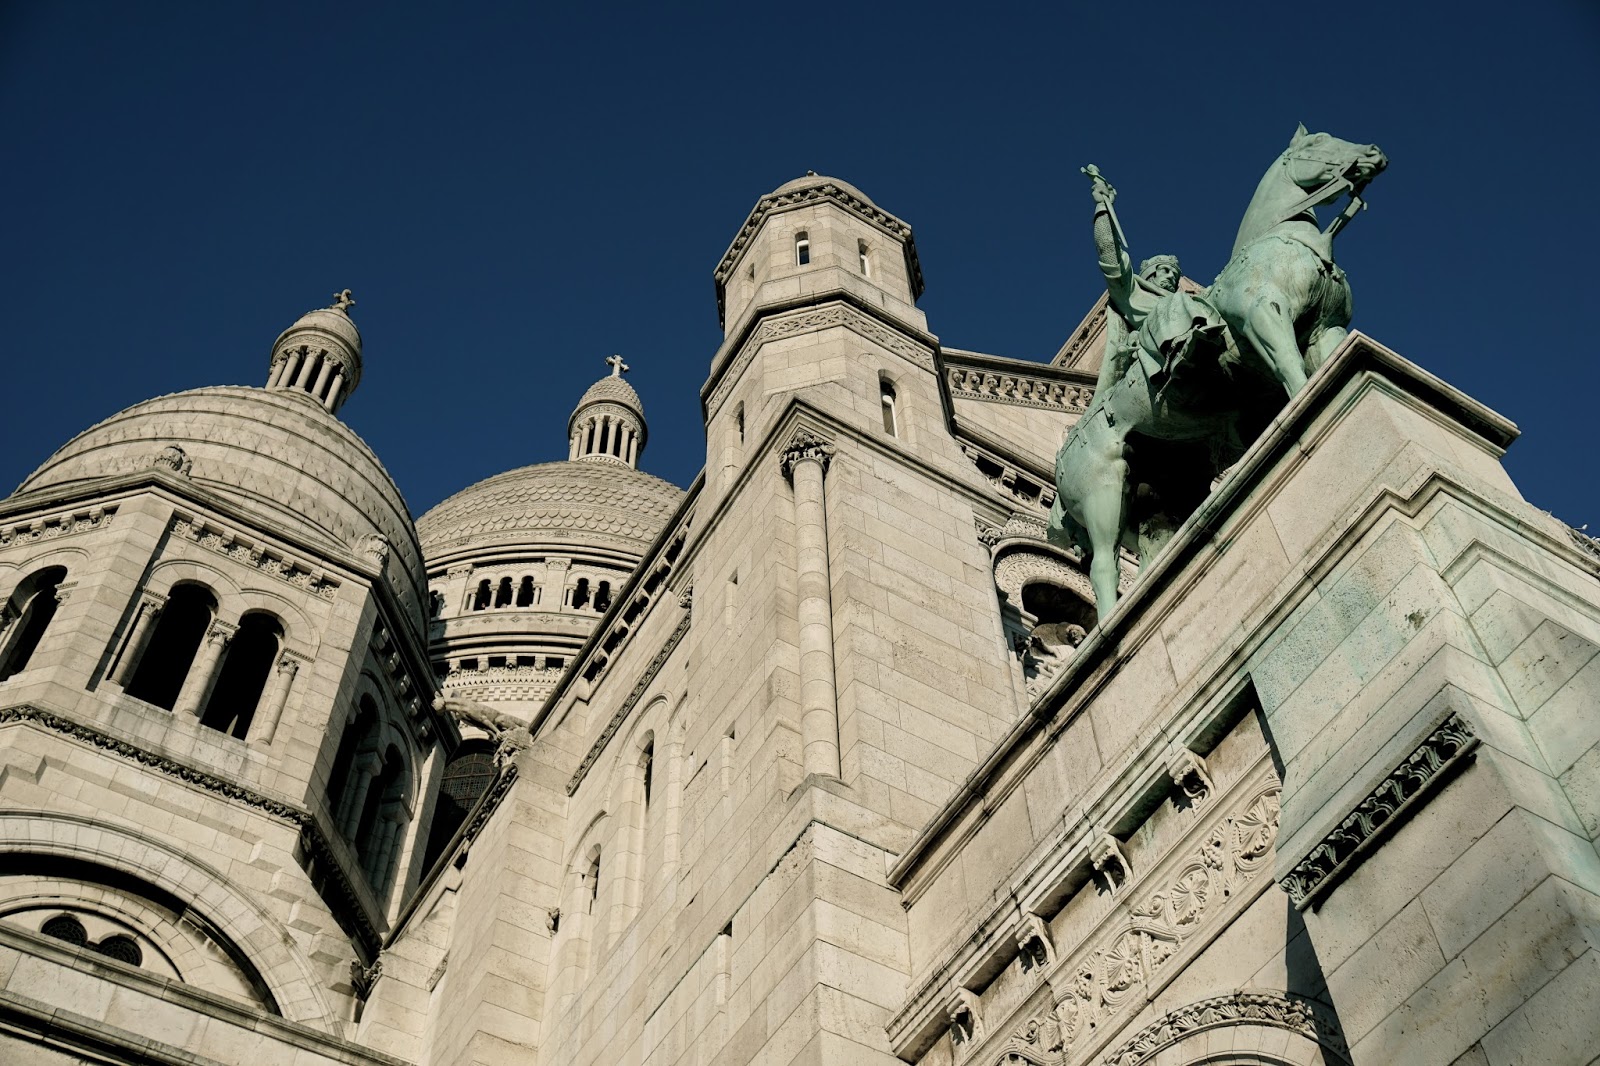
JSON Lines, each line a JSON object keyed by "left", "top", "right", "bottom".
{"left": 976, "top": 787, "right": 1283, "bottom": 1065}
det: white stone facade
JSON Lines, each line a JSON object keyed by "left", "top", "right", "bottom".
{"left": 0, "top": 177, "right": 1596, "bottom": 1066}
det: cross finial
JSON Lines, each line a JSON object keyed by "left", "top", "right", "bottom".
{"left": 331, "top": 289, "right": 356, "bottom": 313}
{"left": 606, "top": 354, "right": 629, "bottom": 377}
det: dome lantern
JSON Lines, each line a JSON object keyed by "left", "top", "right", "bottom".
{"left": 266, "top": 289, "right": 363, "bottom": 414}
{"left": 567, "top": 356, "right": 647, "bottom": 469}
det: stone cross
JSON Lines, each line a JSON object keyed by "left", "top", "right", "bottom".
{"left": 606, "top": 354, "right": 629, "bottom": 377}
{"left": 331, "top": 289, "right": 356, "bottom": 312}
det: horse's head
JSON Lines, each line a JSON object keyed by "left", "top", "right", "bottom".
{"left": 1284, "top": 123, "right": 1387, "bottom": 198}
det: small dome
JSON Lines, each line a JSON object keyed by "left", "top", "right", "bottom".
{"left": 417, "top": 461, "right": 683, "bottom": 560}
{"left": 275, "top": 306, "right": 361, "bottom": 353}
{"left": 14, "top": 386, "right": 427, "bottom": 635}
{"left": 569, "top": 374, "right": 644, "bottom": 431}
{"left": 770, "top": 173, "right": 877, "bottom": 207}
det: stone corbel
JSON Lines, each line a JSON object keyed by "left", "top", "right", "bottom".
{"left": 1090, "top": 831, "right": 1131, "bottom": 893}
{"left": 350, "top": 957, "right": 382, "bottom": 1000}
{"left": 1167, "top": 748, "right": 1215, "bottom": 805}
{"left": 948, "top": 987, "right": 985, "bottom": 1046}
{"left": 1016, "top": 913, "right": 1055, "bottom": 972}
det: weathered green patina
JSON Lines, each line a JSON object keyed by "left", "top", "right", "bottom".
{"left": 1049, "top": 127, "right": 1388, "bottom": 620}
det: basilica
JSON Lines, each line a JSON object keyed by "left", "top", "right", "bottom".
{"left": 0, "top": 172, "right": 1596, "bottom": 1066}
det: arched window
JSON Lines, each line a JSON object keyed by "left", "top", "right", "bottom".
{"left": 199, "top": 612, "right": 283, "bottom": 739}
{"left": 428, "top": 590, "right": 444, "bottom": 618}
{"left": 472, "top": 579, "right": 491, "bottom": 611}
{"left": 516, "top": 576, "right": 536, "bottom": 607}
{"left": 880, "top": 375, "right": 898, "bottom": 436}
{"left": 40, "top": 914, "right": 87, "bottom": 947}
{"left": 794, "top": 231, "right": 810, "bottom": 266}
{"left": 641, "top": 739, "right": 654, "bottom": 810}
{"left": 0, "top": 566, "right": 67, "bottom": 682}
{"left": 125, "top": 584, "right": 217, "bottom": 710}
{"left": 858, "top": 239, "right": 871, "bottom": 276}
{"left": 594, "top": 581, "right": 612, "bottom": 613}
{"left": 355, "top": 744, "right": 408, "bottom": 892}
{"left": 423, "top": 738, "right": 498, "bottom": 870}
{"left": 327, "top": 697, "right": 378, "bottom": 831}
{"left": 95, "top": 935, "right": 143, "bottom": 966}
{"left": 571, "top": 578, "right": 591, "bottom": 611}
{"left": 494, "top": 577, "right": 513, "bottom": 608}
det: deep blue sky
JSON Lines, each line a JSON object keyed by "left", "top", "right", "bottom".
{"left": 3, "top": 2, "right": 1596, "bottom": 527}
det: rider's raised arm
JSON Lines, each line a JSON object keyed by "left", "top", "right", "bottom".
{"left": 1086, "top": 167, "right": 1134, "bottom": 314}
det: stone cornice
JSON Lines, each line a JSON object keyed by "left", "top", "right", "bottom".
{"left": 713, "top": 181, "right": 924, "bottom": 326}
{"left": 0, "top": 703, "right": 384, "bottom": 956}
{"left": 0, "top": 503, "right": 116, "bottom": 550}
{"left": 703, "top": 298, "right": 937, "bottom": 422}
{"left": 566, "top": 612, "right": 691, "bottom": 795}
{"left": 944, "top": 352, "right": 1096, "bottom": 413}
{"left": 1279, "top": 711, "right": 1478, "bottom": 909}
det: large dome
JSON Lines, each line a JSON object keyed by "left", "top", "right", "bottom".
{"left": 15, "top": 386, "right": 427, "bottom": 627}
{"left": 418, "top": 460, "right": 683, "bottom": 560}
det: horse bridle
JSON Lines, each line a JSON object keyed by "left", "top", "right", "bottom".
{"left": 1278, "top": 144, "right": 1373, "bottom": 228}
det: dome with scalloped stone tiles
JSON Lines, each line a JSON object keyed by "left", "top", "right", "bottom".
{"left": 14, "top": 386, "right": 427, "bottom": 630}
{"left": 416, "top": 460, "right": 683, "bottom": 559}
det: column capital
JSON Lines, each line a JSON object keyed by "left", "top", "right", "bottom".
{"left": 779, "top": 429, "right": 836, "bottom": 482}
{"left": 275, "top": 655, "right": 302, "bottom": 677}
{"left": 204, "top": 620, "right": 237, "bottom": 648}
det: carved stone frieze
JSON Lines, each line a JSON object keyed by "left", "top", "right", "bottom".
{"left": 947, "top": 366, "right": 1094, "bottom": 413}
{"left": 152, "top": 444, "right": 193, "bottom": 476}
{"left": 0, "top": 506, "right": 115, "bottom": 549}
{"left": 172, "top": 515, "right": 339, "bottom": 600}
{"left": 706, "top": 303, "right": 934, "bottom": 418}
{"left": 1279, "top": 713, "right": 1478, "bottom": 909}
{"left": 960, "top": 444, "right": 1056, "bottom": 513}
{"left": 1100, "top": 990, "right": 1349, "bottom": 1066}
{"left": 1036, "top": 789, "right": 1283, "bottom": 1060}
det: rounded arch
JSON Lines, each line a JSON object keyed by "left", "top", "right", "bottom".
{"left": 231, "top": 584, "right": 315, "bottom": 646}
{"left": 145, "top": 557, "right": 246, "bottom": 604}
{"left": 1101, "top": 991, "right": 1350, "bottom": 1066}
{"left": 0, "top": 810, "right": 339, "bottom": 1030}
{"left": 992, "top": 544, "right": 1097, "bottom": 610}
{"left": 0, "top": 544, "right": 91, "bottom": 588}
{"left": 0, "top": 563, "right": 70, "bottom": 682}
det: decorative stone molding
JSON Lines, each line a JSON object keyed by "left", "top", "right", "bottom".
{"left": 1102, "top": 991, "right": 1349, "bottom": 1066}
{"left": 1168, "top": 748, "right": 1215, "bottom": 805}
{"left": 1090, "top": 832, "right": 1131, "bottom": 893}
{"left": 677, "top": 584, "right": 693, "bottom": 614}
{"left": 1016, "top": 913, "right": 1054, "bottom": 972}
{"left": 779, "top": 430, "right": 837, "bottom": 482}
{"left": 993, "top": 549, "right": 1097, "bottom": 610}
{"left": 706, "top": 303, "right": 935, "bottom": 417}
{"left": 566, "top": 613, "right": 691, "bottom": 795}
{"left": 946, "top": 365, "right": 1094, "bottom": 412}
{"left": 352, "top": 533, "right": 390, "bottom": 571}
{"left": 350, "top": 957, "right": 382, "bottom": 1000}
{"left": 1279, "top": 713, "right": 1479, "bottom": 910}
{"left": 426, "top": 952, "right": 448, "bottom": 992}
{"left": 1043, "top": 789, "right": 1282, "bottom": 1059}
{"left": 172, "top": 515, "right": 339, "bottom": 600}
{"left": 0, "top": 505, "right": 115, "bottom": 549}
{"left": 0, "top": 703, "right": 382, "bottom": 954}
{"left": 713, "top": 182, "right": 924, "bottom": 323}
{"left": 151, "top": 444, "right": 193, "bottom": 476}
{"left": 960, "top": 443, "right": 1056, "bottom": 513}
{"left": 948, "top": 987, "right": 985, "bottom": 1047}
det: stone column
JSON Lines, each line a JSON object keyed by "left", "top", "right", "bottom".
{"left": 367, "top": 805, "right": 408, "bottom": 892}
{"left": 311, "top": 357, "right": 336, "bottom": 400}
{"left": 108, "top": 594, "right": 164, "bottom": 687}
{"left": 780, "top": 429, "right": 840, "bottom": 779}
{"left": 291, "top": 351, "right": 318, "bottom": 390}
{"left": 337, "top": 751, "right": 383, "bottom": 837}
{"left": 626, "top": 429, "right": 638, "bottom": 466}
{"left": 251, "top": 655, "right": 300, "bottom": 745}
{"left": 266, "top": 357, "right": 286, "bottom": 388}
{"left": 323, "top": 370, "right": 345, "bottom": 412}
{"left": 278, "top": 349, "right": 304, "bottom": 390}
{"left": 569, "top": 431, "right": 580, "bottom": 460}
{"left": 173, "top": 620, "right": 234, "bottom": 718}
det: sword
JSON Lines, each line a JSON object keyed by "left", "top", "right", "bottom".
{"left": 1082, "top": 164, "right": 1128, "bottom": 250}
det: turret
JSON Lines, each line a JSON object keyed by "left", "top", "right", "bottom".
{"left": 712, "top": 173, "right": 926, "bottom": 338}
{"left": 568, "top": 355, "right": 648, "bottom": 468}
{"left": 265, "top": 289, "right": 363, "bottom": 413}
